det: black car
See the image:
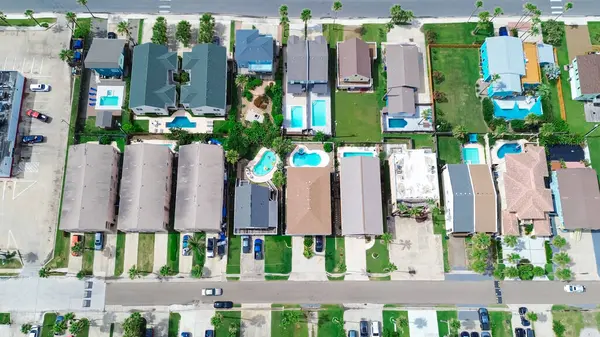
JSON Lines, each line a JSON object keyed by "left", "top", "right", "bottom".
{"left": 526, "top": 328, "right": 535, "bottom": 337}
{"left": 515, "top": 328, "right": 526, "bottom": 337}
{"left": 213, "top": 301, "right": 234, "bottom": 309}
{"left": 207, "top": 238, "right": 215, "bottom": 258}
{"left": 460, "top": 332, "right": 469, "bottom": 337}
{"left": 359, "top": 321, "right": 369, "bottom": 337}
{"left": 470, "top": 332, "right": 479, "bottom": 337}
{"left": 242, "top": 235, "right": 251, "bottom": 254}
{"left": 478, "top": 308, "right": 490, "bottom": 331}
{"left": 315, "top": 236, "right": 324, "bottom": 253}
{"left": 217, "top": 239, "right": 226, "bottom": 257}
{"left": 518, "top": 307, "right": 528, "bottom": 315}
{"left": 521, "top": 315, "right": 530, "bottom": 327}
{"left": 107, "top": 32, "right": 117, "bottom": 39}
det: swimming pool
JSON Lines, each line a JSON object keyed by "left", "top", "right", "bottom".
{"left": 462, "top": 147, "right": 480, "bottom": 164}
{"left": 311, "top": 100, "right": 327, "bottom": 127}
{"left": 99, "top": 96, "right": 119, "bottom": 106}
{"left": 342, "top": 152, "right": 375, "bottom": 158}
{"left": 252, "top": 150, "right": 277, "bottom": 176}
{"left": 388, "top": 118, "right": 408, "bottom": 128}
{"left": 497, "top": 143, "right": 522, "bottom": 159}
{"left": 166, "top": 116, "right": 197, "bottom": 128}
{"left": 292, "top": 148, "right": 322, "bottom": 167}
{"left": 291, "top": 106, "right": 304, "bottom": 128}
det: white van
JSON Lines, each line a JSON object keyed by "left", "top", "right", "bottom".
{"left": 371, "top": 321, "right": 380, "bottom": 337}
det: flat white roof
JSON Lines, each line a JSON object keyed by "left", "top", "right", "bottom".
{"left": 389, "top": 149, "right": 440, "bottom": 202}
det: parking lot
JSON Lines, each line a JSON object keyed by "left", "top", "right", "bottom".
{"left": 0, "top": 27, "right": 73, "bottom": 267}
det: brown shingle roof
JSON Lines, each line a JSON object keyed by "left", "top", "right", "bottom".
{"left": 501, "top": 210, "right": 520, "bottom": 235}
{"left": 285, "top": 167, "right": 332, "bottom": 235}
{"left": 575, "top": 54, "right": 600, "bottom": 95}
{"left": 338, "top": 38, "right": 371, "bottom": 79}
{"left": 469, "top": 165, "right": 498, "bottom": 233}
{"left": 556, "top": 168, "right": 600, "bottom": 230}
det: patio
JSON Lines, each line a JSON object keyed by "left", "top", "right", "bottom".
{"left": 84, "top": 78, "right": 124, "bottom": 119}
{"left": 502, "top": 236, "right": 548, "bottom": 268}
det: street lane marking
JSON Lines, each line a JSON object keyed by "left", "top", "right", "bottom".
{"left": 551, "top": 6, "right": 563, "bottom": 9}
{"left": 550, "top": 0, "right": 562, "bottom": 2}
{"left": 159, "top": 5, "right": 171, "bottom": 8}
{"left": 159, "top": 10, "right": 171, "bottom": 13}
{"left": 552, "top": 11, "right": 563, "bottom": 14}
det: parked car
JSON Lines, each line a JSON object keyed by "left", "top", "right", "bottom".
{"left": 28, "top": 326, "right": 40, "bottom": 337}
{"left": 182, "top": 235, "right": 190, "bottom": 256}
{"left": 478, "top": 308, "right": 490, "bottom": 331}
{"left": 26, "top": 109, "right": 49, "bottom": 122}
{"left": 499, "top": 26, "right": 509, "bottom": 36}
{"left": 460, "top": 332, "right": 469, "bottom": 337}
{"left": 213, "top": 301, "right": 234, "bottom": 309}
{"left": 217, "top": 239, "right": 226, "bottom": 257}
{"left": 202, "top": 288, "right": 223, "bottom": 296}
{"left": 71, "top": 234, "right": 82, "bottom": 256}
{"left": 207, "top": 238, "right": 215, "bottom": 258}
{"left": 564, "top": 284, "right": 585, "bottom": 293}
{"left": 94, "top": 232, "right": 104, "bottom": 250}
{"left": 242, "top": 235, "right": 251, "bottom": 254}
{"left": 359, "top": 321, "right": 369, "bottom": 337}
{"left": 145, "top": 327, "right": 154, "bottom": 337}
{"left": 204, "top": 330, "right": 214, "bottom": 337}
{"left": 29, "top": 83, "right": 50, "bottom": 92}
{"left": 315, "top": 236, "right": 324, "bottom": 253}
{"left": 348, "top": 330, "right": 358, "bottom": 337}
{"left": 21, "top": 135, "right": 44, "bottom": 144}
{"left": 470, "top": 332, "right": 479, "bottom": 337}
{"left": 181, "top": 333, "right": 191, "bottom": 337}
{"left": 107, "top": 32, "right": 117, "bottom": 39}
{"left": 520, "top": 315, "right": 530, "bottom": 327}
{"left": 518, "top": 307, "right": 527, "bottom": 315}
{"left": 254, "top": 238, "right": 263, "bottom": 260}
{"left": 515, "top": 328, "right": 526, "bottom": 337}
{"left": 481, "top": 333, "right": 491, "bottom": 337}
{"left": 371, "top": 321, "right": 380, "bottom": 337}
{"left": 526, "top": 328, "right": 535, "bottom": 337}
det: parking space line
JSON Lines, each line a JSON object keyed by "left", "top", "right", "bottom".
{"left": 1, "top": 181, "right": 6, "bottom": 201}
{"left": 39, "top": 58, "right": 44, "bottom": 75}
{"left": 12, "top": 180, "right": 37, "bottom": 200}
{"left": 30, "top": 58, "right": 35, "bottom": 73}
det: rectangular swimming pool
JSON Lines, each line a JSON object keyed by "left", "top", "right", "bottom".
{"left": 166, "top": 116, "right": 197, "bottom": 128}
{"left": 462, "top": 147, "right": 480, "bottom": 164}
{"left": 291, "top": 106, "right": 304, "bottom": 128}
{"left": 342, "top": 152, "right": 375, "bottom": 158}
{"left": 99, "top": 96, "right": 119, "bottom": 106}
{"left": 311, "top": 100, "right": 327, "bottom": 127}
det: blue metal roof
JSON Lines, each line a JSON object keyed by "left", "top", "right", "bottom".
{"left": 482, "top": 37, "right": 526, "bottom": 94}
{"left": 235, "top": 30, "right": 274, "bottom": 69}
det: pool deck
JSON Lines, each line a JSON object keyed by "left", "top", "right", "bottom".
{"left": 134, "top": 110, "right": 224, "bottom": 134}
{"left": 245, "top": 147, "right": 281, "bottom": 184}
{"left": 462, "top": 143, "right": 486, "bottom": 165}
{"left": 337, "top": 146, "right": 379, "bottom": 164}
{"left": 490, "top": 139, "right": 530, "bottom": 165}
{"left": 283, "top": 81, "right": 332, "bottom": 135}
{"left": 287, "top": 143, "right": 333, "bottom": 170}
{"left": 381, "top": 105, "right": 434, "bottom": 132}
{"left": 84, "top": 78, "right": 124, "bottom": 118}
{"left": 130, "top": 138, "right": 177, "bottom": 151}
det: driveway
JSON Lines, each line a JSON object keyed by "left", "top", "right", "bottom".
{"left": 67, "top": 235, "right": 82, "bottom": 275}
{"left": 389, "top": 218, "right": 444, "bottom": 280}
{"left": 94, "top": 233, "right": 117, "bottom": 277}
{"left": 408, "top": 310, "right": 439, "bottom": 337}
{"left": 241, "top": 304, "right": 271, "bottom": 337}
{"left": 290, "top": 236, "right": 327, "bottom": 281}
{"left": 343, "top": 305, "right": 384, "bottom": 334}
{"left": 502, "top": 237, "right": 547, "bottom": 267}
{"left": 558, "top": 231, "right": 600, "bottom": 280}
{"left": 204, "top": 235, "right": 228, "bottom": 280}
{"left": 344, "top": 237, "right": 368, "bottom": 280}
{"left": 448, "top": 236, "right": 468, "bottom": 271}
{"left": 179, "top": 307, "right": 216, "bottom": 337}
{"left": 153, "top": 233, "right": 168, "bottom": 274}
{"left": 240, "top": 235, "right": 264, "bottom": 281}
{"left": 123, "top": 233, "right": 138, "bottom": 273}
{"left": 565, "top": 25, "right": 593, "bottom": 59}
{"left": 179, "top": 233, "right": 193, "bottom": 275}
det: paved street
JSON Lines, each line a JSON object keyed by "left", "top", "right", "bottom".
{"left": 1, "top": 0, "right": 597, "bottom": 18}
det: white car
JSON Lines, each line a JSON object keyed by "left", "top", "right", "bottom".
{"left": 564, "top": 284, "right": 585, "bottom": 293}
{"left": 28, "top": 325, "right": 40, "bottom": 337}
{"left": 29, "top": 83, "right": 50, "bottom": 92}
{"left": 201, "top": 288, "right": 223, "bottom": 296}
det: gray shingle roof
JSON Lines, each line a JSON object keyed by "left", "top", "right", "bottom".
{"left": 95, "top": 110, "right": 113, "bottom": 128}
{"left": 181, "top": 44, "right": 227, "bottom": 110}
{"left": 386, "top": 87, "right": 416, "bottom": 115}
{"left": 286, "top": 36, "right": 308, "bottom": 83}
{"left": 84, "top": 38, "right": 126, "bottom": 69}
{"left": 174, "top": 143, "right": 224, "bottom": 232}
{"left": 446, "top": 164, "right": 475, "bottom": 233}
{"left": 235, "top": 29, "right": 274, "bottom": 68}
{"left": 386, "top": 44, "right": 420, "bottom": 89}
{"left": 234, "top": 181, "right": 278, "bottom": 229}
{"left": 338, "top": 38, "right": 371, "bottom": 79}
{"left": 118, "top": 144, "right": 173, "bottom": 232}
{"left": 130, "top": 43, "right": 177, "bottom": 109}
{"left": 308, "top": 36, "right": 328, "bottom": 83}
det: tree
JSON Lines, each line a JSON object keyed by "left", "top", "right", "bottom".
{"left": 279, "top": 5, "right": 289, "bottom": 25}
{"left": 473, "top": 11, "right": 491, "bottom": 35}
{"left": 536, "top": 83, "right": 551, "bottom": 99}
{"left": 24, "top": 10, "right": 41, "bottom": 26}
{"left": 300, "top": 9, "right": 312, "bottom": 39}
{"left": 555, "top": 268, "right": 573, "bottom": 281}
{"left": 39, "top": 267, "right": 50, "bottom": 278}
{"left": 151, "top": 17, "right": 168, "bottom": 45}
{"left": 211, "top": 313, "right": 224, "bottom": 328}
{"left": 555, "top": 2, "right": 573, "bottom": 20}
{"left": 53, "top": 320, "right": 67, "bottom": 335}
{"left": 479, "top": 73, "right": 501, "bottom": 95}
{"left": 122, "top": 312, "right": 145, "bottom": 337}
{"left": 467, "top": 0, "right": 484, "bottom": 22}
{"left": 526, "top": 312, "right": 538, "bottom": 322}
{"left": 524, "top": 113, "right": 541, "bottom": 127}
{"left": 175, "top": 20, "right": 192, "bottom": 47}
{"left": 314, "top": 131, "right": 327, "bottom": 142}
{"left": 76, "top": 0, "right": 96, "bottom": 18}
{"left": 332, "top": 1, "right": 343, "bottom": 25}
{"left": 69, "top": 318, "right": 89, "bottom": 336}
{"left": 503, "top": 235, "right": 518, "bottom": 248}
{"left": 65, "top": 12, "right": 78, "bottom": 32}
{"left": 381, "top": 233, "right": 393, "bottom": 245}
{"left": 272, "top": 170, "right": 286, "bottom": 188}
{"left": 504, "top": 266, "right": 519, "bottom": 279}
{"left": 21, "top": 324, "right": 32, "bottom": 334}
{"left": 280, "top": 310, "right": 302, "bottom": 329}
{"left": 188, "top": 234, "right": 205, "bottom": 255}
{"left": 65, "top": 313, "right": 76, "bottom": 323}
{"left": 472, "top": 233, "right": 491, "bottom": 249}
{"left": 553, "top": 252, "right": 571, "bottom": 266}
{"left": 225, "top": 149, "right": 240, "bottom": 164}
{"left": 191, "top": 265, "right": 202, "bottom": 278}
{"left": 199, "top": 13, "right": 216, "bottom": 44}
{"left": 552, "top": 236, "right": 567, "bottom": 250}
{"left": 449, "top": 319, "right": 461, "bottom": 334}
{"left": 117, "top": 21, "right": 133, "bottom": 43}
{"left": 128, "top": 265, "right": 141, "bottom": 280}
{"left": 0, "top": 11, "right": 12, "bottom": 26}
{"left": 389, "top": 4, "right": 414, "bottom": 26}
{"left": 490, "top": 6, "right": 504, "bottom": 22}
{"left": 159, "top": 265, "right": 173, "bottom": 277}
{"left": 471, "top": 259, "right": 487, "bottom": 274}
{"left": 553, "top": 320, "right": 566, "bottom": 336}
{"left": 452, "top": 125, "right": 467, "bottom": 141}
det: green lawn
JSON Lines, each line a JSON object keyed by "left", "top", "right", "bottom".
{"left": 168, "top": 312, "right": 181, "bottom": 337}
{"left": 366, "top": 237, "right": 390, "bottom": 277}
{"left": 588, "top": 22, "right": 600, "bottom": 45}
{"left": 361, "top": 24, "right": 387, "bottom": 43}
{"left": 0, "top": 257, "right": 22, "bottom": 269}
{"left": 490, "top": 311, "right": 512, "bottom": 337}
{"left": 322, "top": 24, "right": 344, "bottom": 45}
{"left": 382, "top": 310, "right": 409, "bottom": 337}
{"left": 133, "top": 119, "right": 150, "bottom": 132}
{"left": 271, "top": 310, "right": 309, "bottom": 337}
{"left": 436, "top": 311, "right": 458, "bottom": 337}
{"left": 167, "top": 233, "right": 180, "bottom": 274}
{"left": 317, "top": 305, "right": 345, "bottom": 337}
{"left": 438, "top": 136, "right": 462, "bottom": 165}
{"left": 334, "top": 91, "right": 382, "bottom": 142}
{"left": 215, "top": 311, "right": 241, "bottom": 337}
{"left": 265, "top": 236, "right": 292, "bottom": 276}
{"left": 432, "top": 209, "right": 450, "bottom": 272}
{"left": 542, "top": 68, "right": 563, "bottom": 121}
{"left": 81, "top": 233, "right": 95, "bottom": 275}
{"left": 230, "top": 21, "right": 236, "bottom": 50}
{"left": 588, "top": 137, "right": 600, "bottom": 179}
{"left": 0, "top": 18, "right": 56, "bottom": 27}
{"left": 325, "top": 237, "right": 346, "bottom": 279}
{"left": 226, "top": 235, "right": 241, "bottom": 275}
{"left": 137, "top": 233, "right": 155, "bottom": 273}
{"left": 552, "top": 310, "right": 584, "bottom": 337}
{"left": 431, "top": 47, "right": 488, "bottom": 132}
{"left": 423, "top": 22, "right": 493, "bottom": 44}
{"left": 114, "top": 233, "right": 125, "bottom": 276}
{"left": 0, "top": 313, "right": 10, "bottom": 324}
{"left": 40, "top": 312, "right": 57, "bottom": 337}
{"left": 77, "top": 325, "right": 90, "bottom": 337}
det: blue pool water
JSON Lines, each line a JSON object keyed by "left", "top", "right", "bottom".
{"left": 497, "top": 143, "right": 522, "bottom": 159}
{"left": 311, "top": 100, "right": 327, "bottom": 127}
{"left": 462, "top": 147, "right": 480, "bottom": 164}
{"left": 252, "top": 150, "right": 277, "bottom": 176}
{"left": 166, "top": 116, "right": 197, "bottom": 128}
{"left": 292, "top": 149, "right": 322, "bottom": 167}
{"left": 99, "top": 96, "right": 119, "bottom": 106}
{"left": 343, "top": 152, "right": 374, "bottom": 158}
{"left": 388, "top": 118, "right": 408, "bottom": 128}
{"left": 291, "top": 106, "right": 304, "bottom": 128}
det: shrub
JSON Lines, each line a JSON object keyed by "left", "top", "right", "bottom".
{"left": 323, "top": 142, "right": 333, "bottom": 153}
{"left": 73, "top": 20, "right": 91, "bottom": 39}
{"left": 482, "top": 97, "right": 494, "bottom": 125}
{"left": 553, "top": 320, "right": 566, "bottom": 337}
{"left": 510, "top": 27, "right": 518, "bottom": 37}
{"left": 245, "top": 77, "right": 263, "bottom": 91}
{"left": 99, "top": 135, "right": 111, "bottom": 145}
{"left": 433, "top": 91, "right": 448, "bottom": 103}
{"left": 432, "top": 71, "right": 445, "bottom": 84}
{"left": 510, "top": 119, "right": 528, "bottom": 132}
{"left": 273, "top": 113, "right": 284, "bottom": 126}
{"left": 533, "top": 266, "right": 546, "bottom": 277}
{"left": 543, "top": 64, "right": 560, "bottom": 81}
{"left": 425, "top": 30, "right": 437, "bottom": 44}
{"left": 542, "top": 20, "right": 564, "bottom": 47}
{"left": 243, "top": 90, "right": 253, "bottom": 101}
{"left": 518, "top": 263, "right": 534, "bottom": 280}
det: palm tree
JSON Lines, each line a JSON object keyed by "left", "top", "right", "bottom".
{"left": 507, "top": 253, "right": 521, "bottom": 264}
{"left": 526, "top": 312, "right": 538, "bottom": 322}
{"left": 77, "top": 0, "right": 96, "bottom": 18}
{"left": 467, "top": 0, "right": 484, "bottom": 22}
{"left": 479, "top": 73, "right": 500, "bottom": 95}
{"left": 555, "top": 2, "right": 573, "bottom": 20}
{"left": 473, "top": 11, "right": 491, "bottom": 35}
{"left": 490, "top": 7, "right": 504, "bottom": 22}
{"left": 524, "top": 113, "right": 541, "bottom": 127}
{"left": 39, "top": 267, "right": 50, "bottom": 278}
{"left": 24, "top": 10, "right": 41, "bottom": 26}
{"left": 188, "top": 234, "right": 205, "bottom": 255}
{"left": 279, "top": 5, "right": 289, "bottom": 26}
{"left": 64, "top": 312, "right": 76, "bottom": 323}
{"left": 59, "top": 49, "right": 75, "bottom": 63}
{"left": 235, "top": 74, "right": 249, "bottom": 88}
{"left": 471, "top": 233, "right": 491, "bottom": 249}
{"left": 332, "top": 1, "right": 343, "bottom": 26}
{"left": 539, "top": 123, "right": 555, "bottom": 138}
{"left": 452, "top": 124, "right": 467, "bottom": 141}
{"left": 300, "top": 8, "right": 312, "bottom": 39}
{"left": 553, "top": 252, "right": 571, "bottom": 266}
{"left": 515, "top": 3, "right": 537, "bottom": 28}
{"left": 552, "top": 236, "right": 568, "bottom": 250}
{"left": 65, "top": 12, "right": 78, "bottom": 32}
{"left": 226, "top": 150, "right": 240, "bottom": 164}
{"left": 21, "top": 324, "right": 33, "bottom": 334}
{"left": 0, "top": 11, "right": 12, "bottom": 26}
{"left": 536, "top": 83, "right": 551, "bottom": 99}
{"left": 555, "top": 268, "right": 573, "bottom": 281}
{"left": 449, "top": 319, "right": 461, "bottom": 334}
{"left": 128, "top": 265, "right": 141, "bottom": 279}
{"left": 117, "top": 21, "right": 133, "bottom": 43}
{"left": 503, "top": 235, "right": 518, "bottom": 248}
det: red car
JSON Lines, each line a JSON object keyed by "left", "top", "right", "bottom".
{"left": 26, "top": 109, "right": 49, "bottom": 123}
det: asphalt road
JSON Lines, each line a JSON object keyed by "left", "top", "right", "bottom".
{"left": 2, "top": 0, "right": 597, "bottom": 17}
{"left": 105, "top": 280, "right": 600, "bottom": 306}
